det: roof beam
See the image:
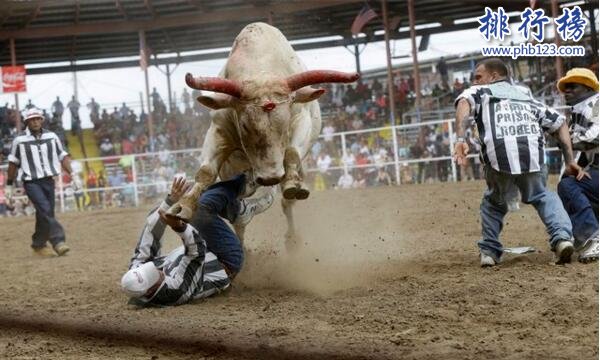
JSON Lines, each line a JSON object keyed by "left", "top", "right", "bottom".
{"left": 0, "top": 0, "right": 362, "bottom": 40}
{"left": 144, "top": 0, "right": 157, "bottom": 19}
{"left": 23, "top": 18, "right": 504, "bottom": 74}
{"left": 23, "top": 5, "right": 42, "bottom": 29}
{"left": 186, "top": 0, "right": 205, "bottom": 11}
{"left": 115, "top": 0, "right": 129, "bottom": 20}
{"left": 74, "top": 0, "right": 80, "bottom": 24}
{"left": 0, "top": 8, "right": 13, "bottom": 28}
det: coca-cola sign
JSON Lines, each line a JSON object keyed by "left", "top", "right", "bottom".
{"left": 1, "top": 66, "right": 27, "bottom": 93}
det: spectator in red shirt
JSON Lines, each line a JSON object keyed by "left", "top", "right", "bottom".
{"left": 122, "top": 136, "right": 134, "bottom": 155}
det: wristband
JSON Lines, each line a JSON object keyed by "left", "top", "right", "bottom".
{"left": 456, "top": 137, "right": 466, "bottom": 143}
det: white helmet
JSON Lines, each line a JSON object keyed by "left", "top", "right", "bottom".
{"left": 23, "top": 108, "right": 44, "bottom": 122}
{"left": 120, "top": 262, "right": 161, "bottom": 298}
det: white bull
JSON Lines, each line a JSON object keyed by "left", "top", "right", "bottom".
{"left": 166, "top": 22, "right": 359, "bottom": 242}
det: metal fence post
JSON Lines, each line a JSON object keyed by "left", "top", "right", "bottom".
{"left": 132, "top": 154, "right": 139, "bottom": 207}
{"left": 391, "top": 124, "right": 400, "bottom": 185}
{"left": 341, "top": 133, "right": 348, "bottom": 176}
{"left": 448, "top": 120, "right": 457, "bottom": 182}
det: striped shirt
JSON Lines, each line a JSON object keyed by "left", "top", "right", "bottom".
{"left": 568, "top": 93, "right": 598, "bottom": 168}
{"left": 8, "top": 128, "right": 69, "bottom": 181}
{"left": 456, "top": 80, "right": 565, "bottom": 174}
{"left": 128, "top": 199, "right": 230, "bottom": 307}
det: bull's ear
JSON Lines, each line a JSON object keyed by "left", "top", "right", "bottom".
{"left": 197, "top": 94, "right": 237, "bottom": 110}
{"left": 293, "top": 87, "right": 325, "bottom": 103}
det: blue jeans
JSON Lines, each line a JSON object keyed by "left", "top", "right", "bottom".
{"left": 190, "top": 174, "right": 245, "bottom": 274}
{"left": 557, "top": 167, "right": 599, "bottom": 248}
{"left": 23, "top": 177, "right": 66, "bottom": 249}
{"left": 479, "top": 166, "right": 572, "bottom": 261}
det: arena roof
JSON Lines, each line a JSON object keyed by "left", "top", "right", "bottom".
{"left": 0, "top": 0, "right": 596, "bottom": 74}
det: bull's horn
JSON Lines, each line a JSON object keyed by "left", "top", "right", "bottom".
{"left": 286, "top": 70, "right": 360, "bottom": 91}
{"left": 185, "top": 73, "right": 242, "bottom": 98}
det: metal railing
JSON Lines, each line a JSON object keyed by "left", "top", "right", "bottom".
{"left": 0, "top": 117, "right": 567, "bottom": 215}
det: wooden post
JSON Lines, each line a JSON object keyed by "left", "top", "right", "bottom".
{"left": 139, "top": 30, "right": 154, "bottom": 149}
{"left": 551, "top": 0, "right": 563, "bottom": 80}
{"left": 354, "top": 42, "right": 361, "bottom": 75}
{"left": 166, "top": 63, "right": 173, "bottom": 113}
{"left": 9, "top": 38, "right": 21, "bottom": 133}
{"left": 382, "top": 0, "right": 397, "bottom": 125}
{"left": 408, "top": 0, "right": 421, "bottom": 109}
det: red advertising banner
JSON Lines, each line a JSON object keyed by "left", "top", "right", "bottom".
{"left": 1, "top": 65, "right": 27, "bottom": 93}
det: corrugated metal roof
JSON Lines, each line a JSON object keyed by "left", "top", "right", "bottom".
{"left": 0, "top": 0, "right": 593, "bottom": 69}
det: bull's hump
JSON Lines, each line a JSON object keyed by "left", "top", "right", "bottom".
{"left": 240, "top": 22, "right": 280, "bottom": 38}
{"left": 234, "top": 23, "right": 289, "bottom": 52}
{"left": 227, "top": 22, "right": 304, "bottom": 78}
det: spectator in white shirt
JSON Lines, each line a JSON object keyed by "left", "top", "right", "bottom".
{"left": 100, "top": 138, "right": 114, "bottom": 156}
{"left": 337, "top": 172, "right": 354, "bottom": 189}
{"left": 317, "top": 151, "right": 332, "bottom": 173}
{"left": 351, "top": 115, "right": 364, "bottom": 130}
{"left": 322, "top": 122, "right": 335, "bottom": 142}
{"left": 316, "top": 151, "right": 332, "bottom": 189}
{"left": 345, "top": 103, "right": 358, "bottom": 116}
{"left": 322, "top": 121, "right": 336, "bottom": 155}
{"left": 342, "top": 150, "right": 356, "bottom": 169}
{"left": 373, "top": 147, "right": 389, "bottom": 167}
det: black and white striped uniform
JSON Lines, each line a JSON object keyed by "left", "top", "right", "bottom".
{"left": 8, "top": 128, "right": 69, "bottom": 181}
{"left": 568, "top": 93, "right": 599, "bottom": 168}
{"left": 128, "top": 199, "right": 230, "bottom": 307}
{"left": 456, "top": 80, "right": 565, "bottom": 174}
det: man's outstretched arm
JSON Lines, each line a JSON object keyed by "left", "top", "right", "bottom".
{"left": 129, "top": 177, "right": 192, "bottom": 269}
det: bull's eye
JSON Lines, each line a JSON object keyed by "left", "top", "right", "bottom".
{"left": 262, "top": 102, "right": 276, "bottom": 112}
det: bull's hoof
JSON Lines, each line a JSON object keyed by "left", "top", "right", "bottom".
{"left": 166, "top": 203, "right": 193, "bottom": 222}
{"left": 294, "top": 183, "right": 310, "bottom": 200}
{"left": 282, "top": 181, "right": 299, "bottom": 200}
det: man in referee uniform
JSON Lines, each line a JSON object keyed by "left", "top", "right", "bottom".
{"left": 454, "top": 58, "right": 586, "bottom": 267}
{"left": 5, "top": 108, "right": 74, "bottom": 257}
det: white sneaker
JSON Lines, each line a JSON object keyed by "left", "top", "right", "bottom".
{"left": 507, "top": 199, "right": 520, "bottom": 212}
{"left": 578, "top": 234, "right": 599, "bottom": 264}
{"left": 236, "top": 192, "right": 274, "bottom": 226}
{"left": 480, "top": 252, "right": 497, "bottom": 267}
{"left": 554, "top": 240, "right": 574, "bottom": 265}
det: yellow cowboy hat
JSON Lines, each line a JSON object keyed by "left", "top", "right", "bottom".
{"left": 557, "top": 68, "right": 599, "bottom": 92}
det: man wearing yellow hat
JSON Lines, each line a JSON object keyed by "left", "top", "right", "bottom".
{"left": 556, "top": 68, "right": 599, "bottom": 263}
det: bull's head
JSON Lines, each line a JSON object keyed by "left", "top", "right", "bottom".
{"left": 186, "top": 70, "right": 359, "bottom": 186}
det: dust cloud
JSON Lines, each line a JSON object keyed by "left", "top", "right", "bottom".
{"left": 237, "top": 189, "right": 410, "bottom": 295}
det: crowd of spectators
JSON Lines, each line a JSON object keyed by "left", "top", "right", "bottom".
{"left": 91, "top": 88, "right": 210, "bottom": 158}
{"left": 0, "top": 99, "right": 69, "bottom": 166}
{"left": 304, "top": 120, "right": 464, "bottom": 191}
{"left": 317, "top": 70, "right": 459, "bottom": 132}
{"left": 1, "top": 47, "right": 593, "bottom": 216}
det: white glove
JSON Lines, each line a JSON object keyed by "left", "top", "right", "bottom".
{"left": 5, "top": 185, "right": 14, "bottom": 202}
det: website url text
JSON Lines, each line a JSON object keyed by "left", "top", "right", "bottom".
{"left": 481, "top": 43, "right": 585, "bottom": 59}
